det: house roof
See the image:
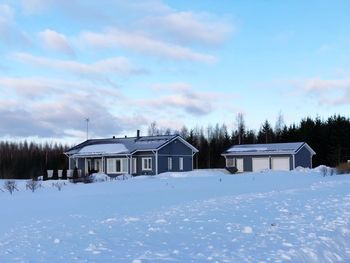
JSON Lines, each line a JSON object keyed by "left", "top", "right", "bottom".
{"left": 223, "top": 142, "right": 316, "bottom": 156}
{"left": 66, "top": 134, "right": 198, "bottom": 157}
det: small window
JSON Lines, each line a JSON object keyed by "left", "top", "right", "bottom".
{"left": 179, "top": 157, "right": 183, "bottom": 171}
{"left": 226, "top": 158, "right": 235, "bottom": 167}
{"left": 168, "top": 157, "right": 172, "bottom": 170}
{"left": 142, "top": 157, "right": 152, "bottom": 171}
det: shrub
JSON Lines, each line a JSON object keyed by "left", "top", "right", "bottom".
{"left": 73, "top": 167, "right": 79, "bottom": 179}
{"left": 3, "top": 180, "right": 18, "bottom": 195}
{"left": 26, "top": 179, "right": 41, "bottom": 192}
{"left": 336, "top": 162, "right": 350, "bottom": 174}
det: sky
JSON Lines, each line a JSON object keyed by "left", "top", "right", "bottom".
{"left": 0, "top": 0, "right": 350, "bottom": 144}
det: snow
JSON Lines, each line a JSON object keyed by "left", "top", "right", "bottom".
{"left": 1, "top": 169, "right": 350, "bottom": 262}
{"left": 76, "top": 143, "right": 128, "bottom": 155}
{"left": 227, "top": 147, "right": 268, "bottom": 152}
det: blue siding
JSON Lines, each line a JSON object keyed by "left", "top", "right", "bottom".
{"left": 158, "top": 138, "right": 193, "bottom": 173}
{"left": 295, "top": 145, "right": 312, "bottom": 168}
{"left": 132, "top": 151, "right": 156, "bottom": 175}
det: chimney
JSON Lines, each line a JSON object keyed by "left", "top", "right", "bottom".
{"left": 136, "top": 129, "right": 140, "bottom": 139}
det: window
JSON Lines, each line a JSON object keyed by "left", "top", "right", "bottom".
{"left": 168, "top": 157, "right": 172, "bottom": 170}
{"left": 87, "top": 160, "right": 92, "bottom": 171}
{"left": 142, "top": 157, "right": 152, "bottom": 171}
{"left": 107, "top": 158, "right": 128, "bottom": 173}
{"left": 226, "top": 158, "right": 235, "bottom": 167}
{"left": 179, "top": 157, "right": 183, "bottom": 171}
{"left": 132, "top": 158, "right": 137, "bottom": 174}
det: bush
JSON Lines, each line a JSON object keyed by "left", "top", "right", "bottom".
{"left": 3, "top": 180, "right": 18, "bottom": 195}
{"left": 336, "top": 162, "right": 350, "bottom": 174}
{"left": 26, "top": 179, "right": 41, "bottom": 192}
{"left": 73, "top": 166, "right": 79, "bottom": 179}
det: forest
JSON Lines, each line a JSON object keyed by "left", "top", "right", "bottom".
{"left": 0, "top": 114, "right": 349, "bottom": 179}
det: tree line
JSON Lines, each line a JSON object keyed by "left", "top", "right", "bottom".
{"left": 0, "top": 141, "right": 69, "bottom": 179}
{"left": 149, "top": 114, "right": 350, "bottom": 169}
{"left": 0, "top": 114, "right": 349, "bottom": 179}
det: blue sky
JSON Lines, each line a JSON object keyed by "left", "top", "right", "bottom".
{"left": 0, "top": 0, "right": 350, "bottom": 143}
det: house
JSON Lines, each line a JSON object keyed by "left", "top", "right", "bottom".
{"left": 64, "top": 131, "right": 198, "bottom": 176}
{"left": 222, "top": 142, "right": 316, "bottom": 172}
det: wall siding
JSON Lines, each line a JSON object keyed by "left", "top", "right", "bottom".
{"left": 132, "top": 151, "right": 156, "bottom": 175}
{"left": 295, "top": 146, "right": 312, "bottom": 168}
{"left": 225, "top": 154, "right": 293, "bottom": 172}
{"left": 158, "top": 138, "right": 193, "bottom": 173}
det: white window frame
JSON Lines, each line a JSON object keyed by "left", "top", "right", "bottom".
{"left": 142, "top": 157, "right": 152, "bottom": 171}
{"left": 226, "top": 157, "right": 235, "bottom": 167}
{"left": 107, "top": 158, "right": 127, "bottom": 173}
{"left": 168, "top": 157, "right": 172, "bottom": 170}
{"left": 132, "top": 158, "right": 137, "bottom": 174}
{"left": 179, "top": 157, "right": 184, "bottom": 171}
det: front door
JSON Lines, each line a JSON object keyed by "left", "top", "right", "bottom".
{"left": 94, "top": 159, "right": 102, "bottom": 172}
{"left": 236, "top": 158, "right": 244, "bottom": 172}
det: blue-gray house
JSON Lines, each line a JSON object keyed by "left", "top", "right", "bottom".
{"left": 222, "top": 142, "right": 316, "bottom": 172}
{"left": 65, "top": 131, "right": 198, "bottom": 176}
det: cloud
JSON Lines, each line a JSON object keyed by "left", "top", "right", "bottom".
{"left": 14, "top": 52, "right": 143, "bottom": 78}
{"left": 39, "top": 29, "right": 74, "bottom": 55}
{"left": 79, "top": 28, "right": 217, "bottom": 63}
{"left": 141, "top": 11, "right": 232, "bottom": 45}
{"left": 298, "top": 77, "right": 350, "bottom": 105}
{"left": 0, "top": 4, "right": 31, "bottom": 47}
{"left": 20, "top": 0, "right": 54, "bottom": 14}
{"left": 151, "top": 82, "right": 191, "bottom": 92}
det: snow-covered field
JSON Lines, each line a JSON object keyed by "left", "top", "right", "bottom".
{"left": 1, "top": 169, "right": 350, "bottom": 262}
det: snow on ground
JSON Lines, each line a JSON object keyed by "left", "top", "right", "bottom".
{"left": 1, "top": 169, "right": 350, "bottom": 262}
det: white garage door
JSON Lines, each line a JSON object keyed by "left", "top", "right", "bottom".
{"left": 252, "top": 158, "right": 270, "bottom": 172}
{"left": 271, "top": 157, "right": 290, "bottom": 171}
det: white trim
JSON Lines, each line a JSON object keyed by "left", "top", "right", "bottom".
{"left": 155, "top": 151, "right": 158, "bottom": 175}
{"left": 295, "top": 142, "right": 316, "bottom": 155}
{"left": 168, "top": 157, "right": 172, "bottom": 170}
{"left": 179, "top": 157, "right": 183, "bottom": 171}
{"left": 142, "top": 157, "right": 152, "bottom": 171}
{"left": 292, "top": 154, "right": 296, "bottom": 169}
{"left": 132, "top": 157, "right": 137, "bottom": 174}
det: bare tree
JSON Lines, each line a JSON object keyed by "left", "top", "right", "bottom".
{"left": 275, "top": 111, "right": 285, "bottom": 134}
{"left": 236, "top": 112, "right": 245, "bottom": 145}
{"left": 147, "top": 121, "right": 158, "bottom": 136}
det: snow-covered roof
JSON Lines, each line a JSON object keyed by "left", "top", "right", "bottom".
{"left": 223, "top": 142, "right": 316, "bottom": 155}
{"left": 66, "top": 134, "right": 198, "bottom": 157}
{"left": 74, "top": 143, "right": 129, "bottom": 156}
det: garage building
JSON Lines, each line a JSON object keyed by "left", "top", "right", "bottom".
{"left": 222, "top": 142, "right": 316, "bottom": 172}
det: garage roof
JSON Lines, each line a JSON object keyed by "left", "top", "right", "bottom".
{"left": 223, "top": 142, "right": 316, "bottom": 155}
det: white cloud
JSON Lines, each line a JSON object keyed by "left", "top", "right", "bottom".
{"left": 151, "top": 82, "right": 191, "bottom": 92}
{"left": 80, "top": 28, "right": 217, "bottom": 63}
{"left": 298, "top": 77, "right": 350, "bottom": 105}
{"left": 39, "top": 29, "right": 74, "bottom": 55}
{"left": 20, "top": 0, "right": 54, "bottom": 14}
{"left": 14, "top": 52, "right": 143, "bottom": 77}
{"left": 141, "top": 11, "right": 232, "bottom": 45}
{"left": 0, "top": 4, "right": 31, "bottom": 46}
